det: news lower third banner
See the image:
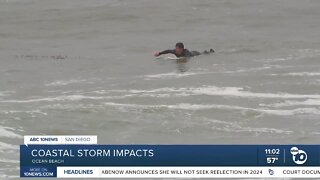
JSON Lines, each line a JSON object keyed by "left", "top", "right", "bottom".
{"left": 20, "top": 136, "right": 320, "bottom": 178}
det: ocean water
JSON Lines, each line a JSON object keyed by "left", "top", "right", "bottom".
{"left": 1, "top": 0, "right": 320, "bottom": 179}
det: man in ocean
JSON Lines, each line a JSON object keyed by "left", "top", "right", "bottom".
{"left": 154, "top": 42, "right": 214, "bottom": 58}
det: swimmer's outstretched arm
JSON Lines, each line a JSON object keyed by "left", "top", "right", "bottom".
{"left": 154, "top": 49, "right": 175, "bottom": 57}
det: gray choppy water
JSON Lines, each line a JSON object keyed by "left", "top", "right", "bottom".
{"left": 1, "top": 0, "right": 320, "bottom": 179}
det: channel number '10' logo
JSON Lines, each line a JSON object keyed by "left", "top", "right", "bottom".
{"left": 290, "top": 147, "right": 307, "bottom": 165}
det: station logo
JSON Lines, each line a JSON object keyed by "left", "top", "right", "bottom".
{"left": 268, "top": 169, "right": 274, "bottom": 175}
{"left": 290, "top": 147, "right": 307, "bottom": 165}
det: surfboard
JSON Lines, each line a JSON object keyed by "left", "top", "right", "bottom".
{"left": 167, "top": 56, "right": 185, "bottom": 60}
{"left": 156, "top": 56, "right": 188, "bottom": 61}
{"left": 155, "top": 56, "right": 187, "bottom": 61}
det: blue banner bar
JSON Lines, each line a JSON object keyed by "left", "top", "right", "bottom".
{"left": 20, "top": 145, "right": 320, "bottom": 177}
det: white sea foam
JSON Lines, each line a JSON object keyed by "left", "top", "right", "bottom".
{"left": 110, "top": 86, "right": 320, "bottom": 99}
{"left": 45, "top": 78, "right": 99, "bottom": 87}
{"left": 0, "top": 159, "right": 19, "bottom": 164}
{"left": 45, "top": 79, "right": 87, "bottom": 86}
{"left": 178, "top": 117, "right": 292, "bottom": 135}
{"left": 1, "top": 110, "right": 48, "bottom": 116}
{"left": 0, "top": 126, "right": 21, "bottom": 138}
{"left": 0, "top": 91, "right": 14, "bottom": 97}
{"left": 0, "top": 141, "right": 18, "bottom": 152}
{"left": 0, "top": 173, "right": 19, "bottom": 180}
{"left": 188, "top": 86, "right": 320, "bottom": 99}
{"left": 213, "top": 126, "right": 293, "bottom": 134}
{"left": 224, "top": 66, "right": 276, "bottom": 74}
{"left": 271, "top": 72, "right": 320, "bottom": 76}
{"left": 144, "top": 66, "right": 277, "bottom": 80}
{"left": 0, "top": 93, "right": 174, "bottom": 103}
{"left": 286, "top": 72, "right": 320, "bottom": 76}
{"left": 3, "top": 86, "right": 320, "bottom": 104}
{"left": 86, "top": 90, "right": 108, "bottom": 94}
{"left": 261, "top": 57, "right": 293, "bottom": 62}
{"left": 261, "top": 99, "right": 320, "bottom": 108}
{"left": 104, "top": 102, "right": 320, "bottom": 116}
{"left": 144, "top": 72, "right": 210, "bottom": 79}
{"left": 260, "top": 49, "right": 320, "bottom": 63}
{"left": 0, "top": 95, "right": 107, "bottom": 103}
{"left": 39, "top": 104, "right": 115, "bottom": 114}
{"left": 261, "top": 108, "right": 320, "bottom": 116}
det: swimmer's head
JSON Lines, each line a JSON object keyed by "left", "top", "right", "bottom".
{"left": 175, "top": 42, "right": 184, "bottom": 55}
